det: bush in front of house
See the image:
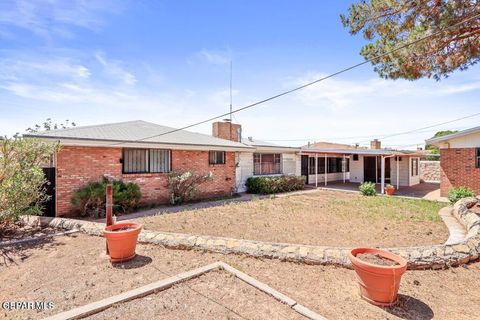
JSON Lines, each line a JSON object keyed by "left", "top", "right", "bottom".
{"left": 245, "top": 176, "right": 306, "bottom": 194}
{"left": 359, "top": 181, "right": 377, "bottom": 196}
{"left": 167, "top": 170, "right": 213, "bottom": 205}
{"left": 448, "top": 186, "right": 476, "bottom": 204}
{"left": 0, "top": 137, "right": 59, "bottom": 224}
{"left": 71, "top": 178, "right": 141, "bottom": 218}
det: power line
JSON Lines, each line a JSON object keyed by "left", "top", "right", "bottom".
{"left": 107, "top": 12, "right": 480, "bottom": 147}
{"left": 356, "top": 111, "right": 480, "bottom": 144}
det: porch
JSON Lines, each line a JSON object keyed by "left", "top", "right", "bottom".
{"left": 309, "top": 181, "right": 446, "bottom": 202}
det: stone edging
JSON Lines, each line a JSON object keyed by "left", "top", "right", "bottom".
{"left": 44, "top": 261, "right": 325, "bottom": 320}
{"left": 22, "top": 197, "right": 480, "bottom": 270}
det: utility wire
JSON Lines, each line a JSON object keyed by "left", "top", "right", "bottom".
{"left": 107, "top": 12, "right": 480, "bottom": 147}
{"left": 356, "top": 111, "right": 480, "bottom": 144}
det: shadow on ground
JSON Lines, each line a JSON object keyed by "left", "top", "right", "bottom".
{"left": 383, "top": 294, "right": 434, "bottom": 320}
{"left": 112, "top": 254, "right": 153, "bottom": 269}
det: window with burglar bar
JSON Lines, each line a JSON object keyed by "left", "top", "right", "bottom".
{"left": 254, "top": 153, "right": 281, "bottom": 175}
{"left": 123, "top": 148, "right": 171, "bottom": 173}
{"left": 476, "top": 148, "right": 480, "bottom": 168}
{"left": 209, "top": 151, "right": 225, "bottom": 164}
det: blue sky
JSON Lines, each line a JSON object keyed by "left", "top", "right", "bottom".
{"left": 1, "top": 0, "right": 479, "bottom": 148}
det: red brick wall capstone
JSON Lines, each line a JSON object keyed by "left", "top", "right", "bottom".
{"left": 440, "top": 148, "right": 480, "bottom": 197}
{"left": 56, "top": 146, "right": 236, "bottom": 217}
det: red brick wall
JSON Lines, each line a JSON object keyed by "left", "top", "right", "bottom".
{"left": 440, "top": 148, "right": 480, "bottom": 197}
{"left": 212, "top": 121, "right": 241, "bottom": 142}
{"left": 56, "top": 146, "right": 236, "bottom": 217}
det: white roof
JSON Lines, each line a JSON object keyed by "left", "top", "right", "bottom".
{"left": 425, "top": 126, "right": 480, "bottom": 145}
{"left": 25, "top": 120, "right": 254, "bottom": 151}
{"left": 300, "top": 147, "right": 421, "bottom": 156}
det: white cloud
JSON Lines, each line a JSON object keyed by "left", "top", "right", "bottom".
{"left": 197, "top": 49, "right": 231, "bottom": 65}
{"left": 95, "top": 52, "right": 137, "bottom": 85}
{"left": 287, "top": 72, "right": 480, "bottom": 110}
{"left": 0, "top": 0, "right": 121, "bottom": 39}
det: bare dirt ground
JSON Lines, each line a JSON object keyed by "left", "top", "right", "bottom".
{"left": 0, "top": 223, "right": 57, "bottom": 242}
{"left": 88, "top": 270, "right": 304, "bottom": 320}
{"left": 1, "top": 233, "right": 478, "bottom": 320}
{"left": 140, "top": 190, "right": 448, "bottom": 247}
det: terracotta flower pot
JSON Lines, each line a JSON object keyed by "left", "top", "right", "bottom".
{"left": 385, "top": 187, "right": 395, "bottom": 196}
{"left": 349, "top": 248, "right": 407, "bottom": 306}
{"left": 104, "top": 222, "right": 142, "bottom": 263}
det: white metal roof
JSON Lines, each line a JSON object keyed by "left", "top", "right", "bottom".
{"left": 24, "top": 120, "right": 254, "bottom": 151}
{"left": 300, "top": 147, "right": 421, "bottom": 156}
{"left": 425, "top": 126, "right": 480, "bottom": 145}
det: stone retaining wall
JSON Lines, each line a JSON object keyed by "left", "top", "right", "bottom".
{"left": 420, "top": 160, "right": 440, "bottom": 182}
{"left": 22, "top": 197, "right": 480, "bottom": 270}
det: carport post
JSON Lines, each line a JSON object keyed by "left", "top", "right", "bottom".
{"left": 396, "top": 156, "right": 400, "bottom": 190}
{"left": 381, "top": 156, "right": 385, "bottom": 194}
{"left": 342, "top": 154, "right": 346, "bottom": 183}
{"left": 315, "top": 153, "right": 318, "bottom": 187}
{"left": 324, "top": 154, "right": 327, "bottom": 186}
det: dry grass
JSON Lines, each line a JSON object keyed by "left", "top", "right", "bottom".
{"left": 140, "top": 190, "right": 448, "bottom": 247}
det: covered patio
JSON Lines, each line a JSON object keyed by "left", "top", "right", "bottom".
{"left": 312, "top": 181, "right": 445, "bottom": 201}
{"left": 300, "top": 148, "right": 422, "bottom": 195}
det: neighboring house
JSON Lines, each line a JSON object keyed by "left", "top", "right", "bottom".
{"left": 425, "top": 126, "right": 480, "bottom": 196}
{"left": 301, "top": 139, "right": 422, "bottom": 193}
{"left": 26, "top": 120, "right": 253, "bottom": 217}
{"left": 211, "top": 121, "right": 301, "bottom": 192}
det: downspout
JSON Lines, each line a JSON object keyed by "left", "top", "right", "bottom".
{"left": 324, "top": 153, "right": 328, "bottom": 186}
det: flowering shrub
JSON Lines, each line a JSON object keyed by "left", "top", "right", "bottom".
{"left": 167, "top": 170, "right": 213, "bottom": 204}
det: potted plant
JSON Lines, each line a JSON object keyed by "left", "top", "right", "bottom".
{"left": 349, "top": 248, "right": 407, "bottom": 306}
{"left": 104, "top": 222, "right": 142, "bottom": 262}
{"left": 385, "top": 184, "right": 395, "bottom": 196}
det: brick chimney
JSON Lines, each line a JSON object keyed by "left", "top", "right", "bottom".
{"left": 212, "top": 120, "right": 242, "bottom": 142}
{"left": 370, "top": 139, "right": 381, "bottom": 150}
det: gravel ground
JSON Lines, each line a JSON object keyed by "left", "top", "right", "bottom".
{"left": 1, "top": 233, "right": 479, "bottom": 320}
{"left": 140, "top": 190, "right": 448, "bottom": 247}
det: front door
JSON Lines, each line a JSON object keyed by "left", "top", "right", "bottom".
{"left": 363, "top": 156, "right": 377, "bottom": 183}
{"left": 301, "top": 155, "right": 309, "bottom": 184}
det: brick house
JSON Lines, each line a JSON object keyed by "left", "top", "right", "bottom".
{"left": 426, "top": 126, "right": 480, "bottom": 197}
{"left": 26, "top": 120, "right": 253, "bottom": 217}
{"left": 211, "top": 120, "right": 301, "bottom": 192}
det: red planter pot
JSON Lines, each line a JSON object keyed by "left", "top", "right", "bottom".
{"left": 349, "top": 248, "right": 407, "bottom": 306}
{"left": 385, "top": 187, "right": 395, "bottom": 196}
{"left": 104, "top": 222, "right": 142, "bottom": 263}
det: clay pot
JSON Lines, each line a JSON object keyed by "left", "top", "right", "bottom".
{"left": 349, "top": 248, "right": 407, "bottom": 306}
{"left": 104, "top": 222, "right": 142, "bottom": 262}
{"left": 385, "top": 187, "right": 395, "bottom": 196}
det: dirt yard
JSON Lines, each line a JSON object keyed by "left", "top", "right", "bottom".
{"left": 88, "top": 270, "right": 304, "bottom": 320}
{"left": 140, "top": 190, "right": 448, "bottom": 247}
{"left": 1, "top": 233, "right": 478, "bottom": 320}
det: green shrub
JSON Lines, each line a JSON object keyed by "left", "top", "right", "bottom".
{"left": 359, "top": 181, "right": 377, "bottom": 196}
{"left": 71, "top": 178, "right": 141, "bottom": 218}
{"left": 448, "top": 186, "right": 476, "bottom": 204}
{"left": 167, "top": 170, "right": 213, "bottom": 205}
{"left": 0, "top": 137, "right": 59, "bottom": 223}
{"left": 245, "top": 176, "right": 305, "bottom": 194}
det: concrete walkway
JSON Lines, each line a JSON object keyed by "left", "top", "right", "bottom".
{"left": 439, "top": 207, "right": 467, "bottom": 245}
